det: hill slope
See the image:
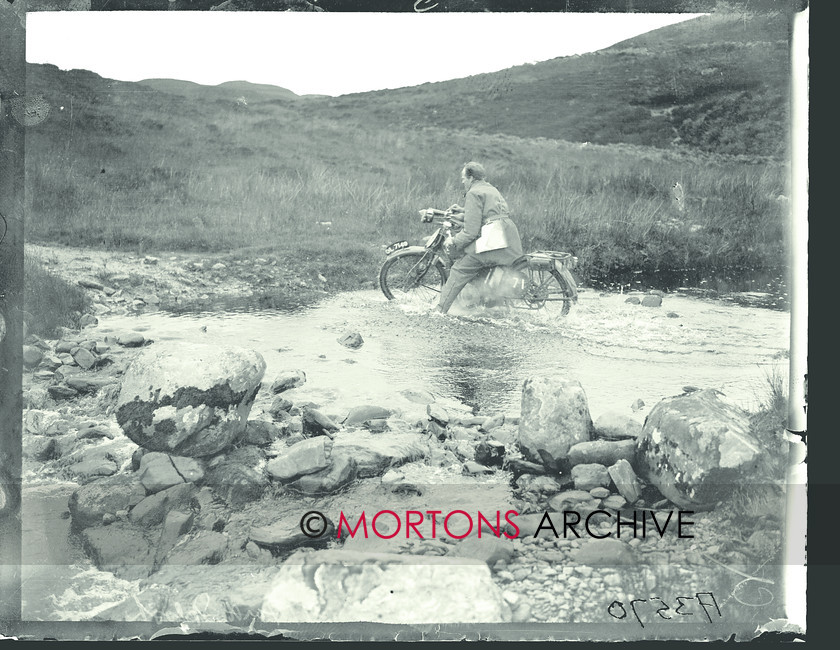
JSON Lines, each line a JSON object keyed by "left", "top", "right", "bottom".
{"left": 299, "top": 11, "right": 791, "bottom": 158}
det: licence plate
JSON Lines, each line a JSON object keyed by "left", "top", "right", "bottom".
{"left": 385, "top": 240, "right": 409, "bottom": 255}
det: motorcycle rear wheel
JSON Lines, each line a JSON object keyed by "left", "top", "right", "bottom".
{"left": 379, "top": 250, "right": 447, "bottom": 304}
{"left": 512, "top": 266, "right": 576, "bottom": 316}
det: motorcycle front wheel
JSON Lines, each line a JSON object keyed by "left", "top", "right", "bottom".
{"left": 379, "top": 250, "right": 447, "bottom": 304}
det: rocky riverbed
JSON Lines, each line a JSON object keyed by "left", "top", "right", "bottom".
{"left": 18, "top": 244, "right": 794, "bottom": 638}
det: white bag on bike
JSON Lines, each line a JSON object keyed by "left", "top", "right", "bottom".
{"left": 475, "top": 220, "right": 508, "bottom": 253}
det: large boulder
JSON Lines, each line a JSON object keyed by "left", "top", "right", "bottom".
{"left": 115, "top": 343, "right": 266, "bottom": 457}
{"left": 636, "top": 389, "right": 765, "bottom": 510}
{"left": 260, "top": 550, "right": 511, "bottom": 623}
{"left": 518, "top": 377, "right": 592, "bottom": 463}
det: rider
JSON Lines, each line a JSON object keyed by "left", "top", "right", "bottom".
{"left": 436, "top": 162, "right": 525, "bottom": 314}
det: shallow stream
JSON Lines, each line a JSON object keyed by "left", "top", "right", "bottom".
{"left": 21, "top": 288, "right": 791, "bottom": 621}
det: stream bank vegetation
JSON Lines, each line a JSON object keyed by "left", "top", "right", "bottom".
{"left": 25, "top": 110, "right": 788, "bottom": 295}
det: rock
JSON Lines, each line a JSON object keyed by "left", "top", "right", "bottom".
{"left": 631, "top": 399, "right": 645, "bottom": 412}
{"left": 211, "top": 262, "right": 226, "bottom": 270}
{"left": 337, "top": 331, "right": 364, "bottom": 349}
{"left": 116, "top": 343, "right": 266, "bottom": 457}
{"left": 571, "top": 463, "right": 610, "bottom": 491}
{"left": 57, "top": 353, "right": 75, "bottom": 365}
{"left": 67, "top": 450, "right": 118, "bottom": 482}
{"left": 79, "top": 314, "right": 98, "bottom": 328}
{"left": 515, "top": 474, "right": 564, "bottom": 494}
{"left": 426, "top": 421, "right": 447, "bottom": 440}
{"left": 301, "top": 407, "right": 339, "bottom": 438}
{"left": 170, "top": 455, "right": 205, "bottom": 483}
{"left": 602, "top": 495, "right": 627, "bottom": 510}
{"left": 518, "top": 376, "right": 592, "bottom": 464}
{"left": 641, "top": 295, "right": 662, "bottom": 307}
{"left": 23, "top": 385, "right": 50, "bottom": 408}
{"left": 607, "top": 459, "right": 643, "bottom": 504}
{"left": 23, "top": 346, "right": 44, "bottom": 367}
{"left": 480, "top": 414, "right": 505, "bottom": 432}
{"left": 242, "top": 419, "right": 284, "bottom": 446}
{"left": 288, "top": 452, "right": 357, "bottom": 495}
{"left": 76, "top": 424, "right": 114, "bottom": 440}
{"left": 426, "top": 404, "right": 450, "bottom": 426}
{"left": 505, "top": 458, "right": 547, "bottom": 480}
{"left": 161, "top": 530, "right": 228, "bottom": 566}
{"left": 568, "top": 439, "right": 636, "bottom": 467}
{"left": 266, "top": 437, "right": 332, "bottom": 481}
{"left": 270, "top": 370, "right": 306, "bottom": 394}
{"left": 154, "top": 510, "right": 195, "bottom": 567}
{"left": 72, "top": 347, "right": 98, "bottom": 370}
{"left": 78, "top": 278, "right": 105, "bottom": 290}
{"left": 624, "top": 296, "right": 641, "bottom": 305}
{"left": 449, "top": 537, "right": 514, "bottom": 567}
{"left": 143, "top": 256, "right": 159, "bottom": 265}
{"left": 463, "top": 461, "right": 494, "bottom": 475}
{"left": 130, "top": 483, "right": 196, "bottom": 528}
{"left": 593, "top": 412, "right": 643, "bottom": 441}
{"left": 102, "top": 286, "right": 116, "bottom": 296}
{"left": 55, "top": 340, "right": 77, "bottom": 354}
{"left": 400, "top": 389, "right": 436, "bottom": 405}
{"left": 249, "top": 515, "right": 337, "bottom": 553}
{"left": 203, "top": 460, "right": 268, "bottom": 507}
{"left": 343, "top": 405, "right": 392, "bottom": 426}
{"left": 116, "top": 333, "right": 145, "bottom": 348}
{"left": 667, "top": 312, "right": 680, "bottom": 318}
{"left": 22, "top": 436, "right": 58, "bottom": 462}
{"left": 636, "top": 389, "right": 764, "bottom": 509}
{"left": 65, "top": 376, "right": 118, "bottom": 395}
{"left": 547, "top": 490, "right": 601, "bottom": 513}
{"left": 333, "top": 433, "right": 429, "bottom": 478}
{"left": 363, "top": 419, "right": 389, "bottom": 433}
{"left": 260, "top": 550, "right": 511, "bottom": 623}
{"left": 475, "top": 440, "right": 506, "bottom": 468}
{"left": 69, "top": 475, "right": 146, "bottom": 530}
{"left": 131, "top": 447, "right": 148, "bottom": 471}
{"left": 573, "top": 538, "right": 637, "bottom": 566}
{"left": 590, "top": 486, "right": 611, "bottom": 499}
{"left": 139, "top": 452, "right": 187, "bottom": 493}
{"left": 268, "top": 396, "right": 294, "bottom": 420}
{"left": 82, "top": 522, "right": 155, "bottom": 580}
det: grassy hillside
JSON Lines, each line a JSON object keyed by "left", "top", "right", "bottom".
{"left": 23, "top": 11, "right": 792, "bottom": 293}
{"left": 303, "top": 12, "right": 791, "bottom": 158}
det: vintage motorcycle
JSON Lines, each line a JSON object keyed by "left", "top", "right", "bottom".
{"left": 379, "top": 208, "right": 578, "bottom": 315}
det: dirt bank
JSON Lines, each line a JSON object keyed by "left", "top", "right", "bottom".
{"left": 26, "top": 243, "right": 374, "bottom": 316}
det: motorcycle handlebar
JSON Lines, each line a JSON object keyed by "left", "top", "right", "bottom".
{"left": 419, "top": 208, "right": 463, "bottom": 224}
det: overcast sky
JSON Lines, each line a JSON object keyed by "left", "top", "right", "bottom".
{"left": 27, "top": 12, "right": 702, "bottom": 97}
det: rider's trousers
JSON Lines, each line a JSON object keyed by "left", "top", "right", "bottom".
{"left": 437, "top": 245, "right": 524, "bottom": 313}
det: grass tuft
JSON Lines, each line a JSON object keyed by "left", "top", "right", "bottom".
{"left": 23, "top": 257, "right": 90, "bottom": 338}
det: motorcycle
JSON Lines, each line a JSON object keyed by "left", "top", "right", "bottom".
{"left": 379, "top": 208, "right": 578, "bottom": 315}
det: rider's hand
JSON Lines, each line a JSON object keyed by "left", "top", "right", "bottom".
{"left": 448, "top": 204, "right": 464, "bottom": 214}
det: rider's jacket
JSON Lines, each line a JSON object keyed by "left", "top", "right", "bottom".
{"left": 452, "top": 180, "right": 523, "bottom": 261}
